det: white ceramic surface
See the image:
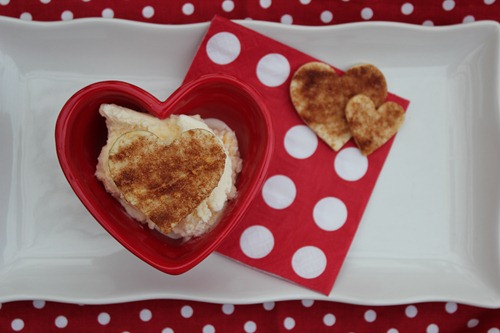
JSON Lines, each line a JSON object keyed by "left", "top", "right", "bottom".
{"left": 0, "top": 17, "right": 499, "bottom": 307}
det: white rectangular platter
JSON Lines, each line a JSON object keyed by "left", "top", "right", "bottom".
{"left": 0, "top": 17, "right": 499, "bottom": 307}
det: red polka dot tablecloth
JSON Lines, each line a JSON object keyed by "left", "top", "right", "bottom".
{"left": 1, "top": 1, "right": 500, "bottom": 333}
{"left": 0, "top": 0, "right": 498, "bottom": 25}
{"left": 2, "top": 300, "right": 500, "bottom": 332}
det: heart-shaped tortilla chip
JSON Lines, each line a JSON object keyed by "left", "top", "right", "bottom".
{"left": 108, "top": 128, "right": 226, "bottom": 234}
{"left": 290, "top": 62, "right": 388, "bottom": 151}
{"left": 345, "top": 94, "right": 405, "bottom": 156}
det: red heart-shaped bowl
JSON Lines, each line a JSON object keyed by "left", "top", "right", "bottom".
{"left": 55, "top": 74, "right": 273, "bottom": 275}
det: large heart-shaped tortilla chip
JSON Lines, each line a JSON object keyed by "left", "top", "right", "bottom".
{"left": 108, "top": 128, "right": 226, "bottom": 234}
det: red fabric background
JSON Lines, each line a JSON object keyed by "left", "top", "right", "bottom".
{"left": 0, "top": 1, "right": 499, "bottom": 332}
{"left": 0, "top": 0, "right": 498, "bottom": 25}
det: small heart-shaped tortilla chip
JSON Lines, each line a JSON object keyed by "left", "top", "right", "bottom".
{"left": 345, "top": 94, "right": 405, "bottom": 156}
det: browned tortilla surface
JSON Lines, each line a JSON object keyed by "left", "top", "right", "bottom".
{"left": 346, "top": 94, "right": 405, "bottom": 156}
{"left": 290, "top": 62, "right": 388, "bottom": 151}
{"left": 108, "top": 129, "right": 226, "bottom": 233}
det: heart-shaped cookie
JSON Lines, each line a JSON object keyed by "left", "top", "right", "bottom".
{"left": 108, "top": 129, "right": 226, "bottom": 234}
{"left": 290, "top": 62, "right": 388, "bottom": 151}
{"left": 345, "top": 94, "right": 405, "bottom": 156}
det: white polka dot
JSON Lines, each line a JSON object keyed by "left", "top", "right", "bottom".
{"left": 361, "top": 7, "right": 373, "bottom": 20}
{"left": 61, "top": 10, "right": 73, "bottom": 21}
{"left": 55, "top": 315, "right": 68, "bottom": 328}
{"left": 364, "top": 309, "right": 377, "bottom": 322}
{"left": 387, "top": 329, "right": 399, "bottom": 333}
{"left": 442, "top": 0, "right": 455, "bottom": 11}
{"left": 323, "top": 313, "right": 336, "bottom": 326}
{"left": 142, "top": 6, "right": 155, "bottom": 19}
{"left": 102, "top": 8, "right": 114, "bottom": 18}
{"left": 11, "top": 319, "right": 24, "bottom": 331}
{"left": 33, "top": 300, "right": 46, "bottom": 309}
{"left": 181, "top": 305, "right": 193, "bottom": 318}
{"left": 463, "top": 15, "right": 475, "bottom": 23}
{"left": 20, "top": 12, "right": 32, "bottom": 20}
{"left": 313, "top": 197, "right": 348, "bottom": 231}
{"left": 405, "top": 305, "right": 418, "bottom": 318}
{"left": 244, "top": 321, "right": 257, "bottom": 333}
{"left": 488, "top": 329, "right": 500, "bottom": 333}
{"left": 280, "top": 14, "right": 293, "bottom": 25}
{"left": 467, "top": 319, "right": 479, "bottom": 328}
{"left": 422, "top": 20, "right": 434, "bottom": 26}
{"left": 222, "top": 304, "right": 234, "bottom": 315}
{"left": 401, "top": 3, "right": 414, "bottom": 15}
{"left": 292, "top": 246, "right": 327, "bottom": 279}
{"left": 301, "top": 299, "right": 314, "bottom": 307}
{"left": 0, "top": 0, "right": 9, "bottom": 5}
{"left": 256, "top": 53, "right": 290, "bottom": 87}
{"left": 203, "top": 324, "right": 215, "bottom": 333}
{"left": 284, "top": 125, "right": 318, "bottom": 159}
{"left": 320, "top": 10, "right": 333, "bottom": 23}
{"left": 260, "top": 0, "right": 271, "bottom": 9}
{"left": 40, "top": 0, "right": 50, "bottom": 3}
{"left": 262, "top": 175, "right": 296, "bottom": 209}
{"left": 427, "top": 324, "right": 439, "bottom": 333}
{"left": 240, "top": 225, "right": 274, "bottom": 259}
{"left": 484, "top": 0, "right": 496, "bottom": 4}
{"left": 222, "top": 0, "right": 234, "bottom": 12}
{"left": 300, "top": 0, "right": 311, "bottom": 3}
{"left": 98, "top": 312, "right": 111, "bottom": 325}
{"left": 284, "top": 317, "right": 295, "bottom": 330}
{"left": 263, "top": 302, "right": 275, "bottom": 311}
{"left": 182, "top": 3, "right": 195, "bottom": 15}
{"left": 334, "top": 147, "right": 369, "bottom": 181}
{"left": 140, "top": 309, "right": 152, "bottom": 322}
{"left": 445, "top": 302, "right": 458, "bottom": 313}
{"left": 206, "top": 32, "right": 241, "bottom": 65}
{"left": 162, "top": 328, "right": 174, "bottom": 333}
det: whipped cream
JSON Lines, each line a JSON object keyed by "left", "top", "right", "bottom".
{"left": 95, "top": 104, "right": 242, "bottom": 239}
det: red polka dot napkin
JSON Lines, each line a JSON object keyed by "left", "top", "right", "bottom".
{"left": 185, "top": 16, "right": 409, "bottom": 295}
